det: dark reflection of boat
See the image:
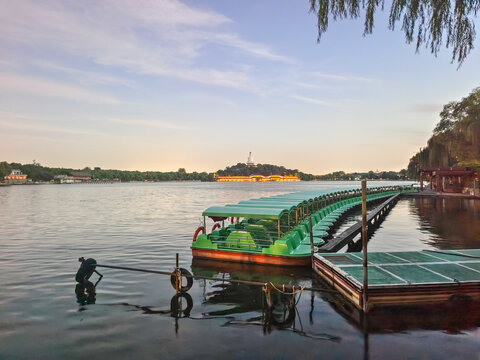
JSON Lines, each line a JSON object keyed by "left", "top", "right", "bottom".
{"left": 192, "top": 258, "right": 310, "bottom": 319}
{"left": 313, "top": 275, "right": 480, "bottom": 334}
{"left": 191, "top": 259, "right": 340, "bottom": 341}
{"left": 191, "top": 258, "right": 312, "bottom": 283}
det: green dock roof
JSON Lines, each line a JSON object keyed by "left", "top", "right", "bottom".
{"left": 316, "top": 249, "right": 480, "bottom": 287}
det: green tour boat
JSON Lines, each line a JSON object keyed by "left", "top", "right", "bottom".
{"left": 192, "top": 186, "right": 413, "bottom": 266}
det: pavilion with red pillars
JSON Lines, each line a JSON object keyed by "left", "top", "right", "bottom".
{"left": 419, "top": 167, "right": 478, "bottom": 194}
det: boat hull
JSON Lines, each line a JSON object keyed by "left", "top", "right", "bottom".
{"left": 192, "top": 248, "right": 311, "bottom": 266}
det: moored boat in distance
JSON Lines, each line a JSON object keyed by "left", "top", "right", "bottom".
{"left": 192, "top": 186, "right": 414, "bottom": 266}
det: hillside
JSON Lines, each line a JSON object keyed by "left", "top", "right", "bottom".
{"left": 407, "top": 87, "right": 480, "bottom": 178}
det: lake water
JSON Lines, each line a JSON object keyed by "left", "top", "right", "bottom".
{"left": 1, "top": 181, "right": 480, "bottom": 359}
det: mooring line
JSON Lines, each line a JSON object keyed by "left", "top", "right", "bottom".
{"left": 90, "top": 262, "right": 338, "bottom": 294}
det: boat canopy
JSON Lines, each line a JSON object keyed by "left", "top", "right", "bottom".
{"left": 202, "top": 187, "right": 402, "bottom": 221}
{"left": 249, "top": 198, "right": 307, "bottom": 204}
{"left": 202, "top": 206, "right": 288, "bottom": 220}
{"left": 229, "top": 202, "right": 297, "bottom": 211}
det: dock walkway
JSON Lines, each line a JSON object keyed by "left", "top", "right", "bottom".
{"left": 318, "top": 194, "right": 399, "bottom": 253}
{"left": 314, "top": 249, "right": 480, "bottom": 310}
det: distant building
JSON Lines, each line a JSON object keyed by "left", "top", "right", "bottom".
{"left": 419, "top": 167, "right": 478, "bottom": 195}
{"left": 69, "top": 172, "right": 91, "bottom": 183}
{"left": 216, "top": 174, "right": 300, "bottom": 182}
{"left": 4, "top": 169, "right": 27, "bottom": 184}
{"left": 246, "top": 152, "right": 255, "bottom": 167}
{"left": 54, "top": 175, "right": 75, "bottom": 184}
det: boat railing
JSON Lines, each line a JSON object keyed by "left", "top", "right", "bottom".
{"left": 213, "top": 238, "right": 272, "bottom": 251}
{"left": 210, "top": 230, "right": 280, "bottom": 251}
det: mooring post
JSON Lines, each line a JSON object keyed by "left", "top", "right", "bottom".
{"left": 309, "top": 217, "right": 314, "bottom": 269}
{"left": 362, "top": 180, "right": 368, "bottom": 312}
{"left": 175, "top": 253, "right": 181, "bottom": 294}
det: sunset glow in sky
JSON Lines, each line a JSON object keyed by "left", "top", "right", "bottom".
{"left": 1, "top": 0, "right": 479, "bottom": 174}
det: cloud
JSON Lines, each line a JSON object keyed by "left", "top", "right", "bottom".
{"left": 107, "top": 118, "right": 192, "bottom": 131}
{"left": 291, "top": 94, "right": 333, "bottom": 106}
{"left": 0, "top": 112, "right": 100, "bottom": 136}
{"left": 314, "top": 72, "right": 375, "bottom": 83}
{"left": 0, "top": 0, "right": 289, "bottom": 89}
{"left": 0, "top": 73, "right": 120, "bottom": 103}
{"left": 183, "top": 93, "right": 238, "bottom": 107}
{"left": 2, "top": 132, "right": 82, "bottom": 144}
{"left": 33, "top": 61, "right": 135, "bottom": 88}
{"left": 210, "top": 33, "right": 294, "bottom": 63}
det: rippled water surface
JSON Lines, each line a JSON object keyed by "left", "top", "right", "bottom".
{"left": 1, "top": 182, "right": 480, "bottom": 359}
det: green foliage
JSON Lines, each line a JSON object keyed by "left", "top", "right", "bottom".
{"left": 13, "top": 163, "right": 54, "bottom": 181}
{"left": 0, "top": 161, "right": 12, "bottom": 180}
{"left": 0, "top": 162, "right": 217, "bottom": 182}
{"left": 407, "top": 87, "right": 480, "bottom": 178}
{"left": 217, "top": 163, "right": 294, "bottom": 176}
{"left": 309, "top": 0, "right": 479, "bottom": 65}
{"left": 317, "top": 170, "right": 406, "bottom": 180}
{"left": 216, "top": 163, "right": 318, "bottom": 180}
{"left": 2, "top": 161, "right": 407, "bottom": 183}
{"left": 217, "top": 163, "right": 407, "bottom": 180}
{"left": 89, "top": 168, "right": 214, "bottom": 182}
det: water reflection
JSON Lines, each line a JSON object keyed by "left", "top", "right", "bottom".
{"left": 191, "top": 259, "right": 340, "bottom": 341}
{"left": 314, "top": 275, "right": 480, "bottom": 334}
{"left": 411, "top": 198, "right": 480, "bottom": 249}
{"left": 117, "top": 293, "right": 194, "bottom": 318}
{"left": 75, "top": 282, "right": 96, "bottom": 307}
{"left": 65, "top": 192, "right": 480, "bottom": 359}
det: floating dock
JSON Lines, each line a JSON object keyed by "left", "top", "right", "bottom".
{"left": 314, "top": 249, "right": 480, "bottom": 310}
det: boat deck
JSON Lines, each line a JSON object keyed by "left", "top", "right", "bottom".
{"left": 313, "top": 249, "right": 480, "bottom": 310}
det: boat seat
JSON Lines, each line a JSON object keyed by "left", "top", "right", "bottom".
{"left": 285, "top": 231, "right": 302, "bottom": 248}
{"left": 313, "top": 224, "right": 330, "bottom": 231}
{"left": 312, "top": 229, "right": 328, "bottom": 238}
{"left": 300, "top": 236, "right": 325, "bottom": 246}
{"left": 225, "top": 231, "right": 255, "bottom": 249}
{"left": 245, "top": 224, "right": 273, "bottom": 245}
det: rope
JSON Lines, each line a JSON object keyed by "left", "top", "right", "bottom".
{"left": 266, "top": 282, "right": 305, "bottom": 295}
{"left": 87, "top": 262, "right": 338, "bottom": 293}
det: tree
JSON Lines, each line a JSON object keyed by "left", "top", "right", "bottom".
{"left": 0, "top": 161, "right": 12, "bottom": 180}
{"left": 407, "top": 87, "right": 480, "bottom": 177}
{"left": 309, "top": 0, "right": 479, "bottom": 65}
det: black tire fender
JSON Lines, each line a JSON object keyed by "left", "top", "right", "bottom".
{"left": 170, "top": 267, "right": 193, "bottom": 292}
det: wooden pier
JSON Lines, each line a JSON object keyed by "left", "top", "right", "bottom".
{"left": 318, "top": 194, "right": 399, "bottom": 253}
{"left": 314, "top": 249, "right": 480, "bottom": 311}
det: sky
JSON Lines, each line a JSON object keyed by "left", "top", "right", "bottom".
{"left": 0, "top": 0, "right": 479, "bottom": 175}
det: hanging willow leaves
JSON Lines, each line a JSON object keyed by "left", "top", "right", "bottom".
{"left": 309, "top": 0, "right": 479, "bottom": 65}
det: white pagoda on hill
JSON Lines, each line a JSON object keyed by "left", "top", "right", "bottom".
{"left": 246, "top": 152, "right": 255, "bottom": 167}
